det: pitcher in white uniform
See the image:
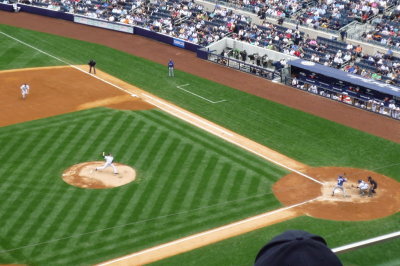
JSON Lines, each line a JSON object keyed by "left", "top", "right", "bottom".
{"left": 96, "top": 152, "right": 118, "bottom": 174}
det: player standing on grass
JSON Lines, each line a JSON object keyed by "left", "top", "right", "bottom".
{"left": 96, "top": 152, "right": 118, "bottom": 174}
{"left": 332, "top": 174, "right": 347, "bottom": 197}
{"left": 168, "top": 59, "right": 174, "bottom": 77}
{"left": 20, "top": 83, "right": 30, "bottom": 99}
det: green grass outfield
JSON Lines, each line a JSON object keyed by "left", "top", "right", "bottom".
{"left": 0, "top": 24, "right": 399, "bottom": 265}
{"left": 151, "top": 214, "right": 400, "bottom": 266}
{"left": 0, "top": 108, "right": 286, "bottom": 265}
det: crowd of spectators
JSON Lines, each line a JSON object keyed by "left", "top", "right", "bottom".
{"left": 295, "top": 0, "right": 395, "bottom": 30}
{"left": 5, "top": 0, "right": 400, "bottom": 118}
{"left": 200, "top": 0, "right": 396, "bottom": 31}
{"left": 9, "top": 0, "right": 400, "bottom": 89}
{"left": 174, "top": 4, "right": 251, "bottom": 45}
{"left": 13, "top": 0, "right": 396, "bottom": 35}
{"left": 290, "top": 76, "right": 400, "bottom": 119}
{"left": 67, "top": 0, "right": 252, "bottom": 46}
{"left": 224, "top": 17, "right": 400, "bottom": 86}
{"left": 346, "top": 49, "right": 400, "bottom": 83}
{"left": 362, "top": 5, "right": 400, "bottom": 47}
{"left": 286, "top": 35, "right": 354, "bottom": 68}
{"left": 227, "top": 24, "right": 354, "bottom": 70}
{"left": 202, "top": 0, "right": 303, "bottom": 19}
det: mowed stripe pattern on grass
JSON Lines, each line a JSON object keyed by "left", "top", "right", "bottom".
{"left": 0, "top": 34, "right": 62, "bottom": 70}
{"left": 0, "top": 108, "right": 286, "bottom": 265}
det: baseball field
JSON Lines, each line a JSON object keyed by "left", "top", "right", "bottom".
{"left": 0, "top": 17, "right": 399, "bottom": 266}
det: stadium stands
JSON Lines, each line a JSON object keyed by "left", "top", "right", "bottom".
{"left": 3, "top": 0, "right": 399, "bottom": 118}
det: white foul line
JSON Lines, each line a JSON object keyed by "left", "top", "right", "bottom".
{"left": 0, "top": 31, "right": 137, "bottom": 98}
{"left": 5, "top": 25, "right": 397, "bottom": 266}
{"left": 97, "top": 197, "right": 320, "bottom": 265}
{"left": 1, "top": 30, "right": 323, "bottom": 185}
{"left": 176, "top": 84, "right": 227, "bottom": 104}
{"left": 142, "top": 93, "right": 233, "bottom": 137}
{"left": 3, "top": 28, "right": 327, "bottom": 264}
{"left": 332, "top": 231, "right": 400, "bottom": 254}
{"left": 142, "top": 93, "right": 323, "bottom": 185}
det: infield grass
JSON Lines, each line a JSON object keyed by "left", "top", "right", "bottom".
{"left": 0, "top": 24, "right": 399, "bottom": 265}
{"left": 1, "top": 25, "right": 398, "bottom": 177}
{"left": 0, "top": 108, "right": 285, "bottom": 265}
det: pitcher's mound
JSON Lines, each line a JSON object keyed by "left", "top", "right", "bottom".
{"left": 62, "top": 161, "right": 136, "bottom": 189}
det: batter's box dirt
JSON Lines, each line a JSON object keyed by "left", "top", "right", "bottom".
{"left": 62, "top": 162, "right": 136, "bottom": 189}
{"left": 273, "top": 166, "right": 400, "bottom": 221}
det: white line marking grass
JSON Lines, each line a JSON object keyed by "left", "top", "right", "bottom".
{"left": 1, "top": 31, "right": 323, "bottom": 186}
{"left": 142, "top": 93, "right": 324, "bottom": 185}
{"left": 0, "top": 31, "right": 137, "bottom": 98}
{"left": 1, "top": 31, "right": 322, "bottom": 184}
{"left": 1, "top": 30, "right": 328, "bottom": 264}
{"left": 332, "top": 231, "right": 400, "bottom": 254}
{"left": 143, "top": 93, "right": 233, "bottom": 136}
{"left": 176, "top": 84, "right": 227, "bottom": 103}
{"left": 97, "top": 197, "right": 320, "bottom": 266}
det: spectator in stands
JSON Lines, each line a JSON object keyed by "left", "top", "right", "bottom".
{"left": 273, "top": 60, "right": 283, "bottom": 71}
{"left": 354, "top": 45, "right": 363, "bottom": 57}
{"left": 309, "top": 84, "right": 318, "bottom": 94}
{"left": 385, "top": 49, "right": 394, "bottom": 60}
{"left": 346, "top": 43, "right": 353, "bottom": 50}
{"left": 371, "top": 72, "right": 382, "bottom": 80}
{"left": 311, "top": 53, "right": 320, "bottom": 62}
{"left": 13, "top": 2, "right": 20, "bottom": 12}
{"left": 340, "top": 30, "right": 347, "bottom": 41}
{"left": 333, "top": 55, "right": 344, "bottom": 68}
{"left": 394, "top": 106, "right": 400, "bottom": 119}
{"left": 17, "top": 0, "right": 400, "bottom": 95}
{"left": 280, "top": 58, "right": 287, "bottom": 68}
{"left": 291, "top": 77, "right": 299, "bottom": 87}
{"left": 343, "top": 52, "right": 352, "bottom": 62}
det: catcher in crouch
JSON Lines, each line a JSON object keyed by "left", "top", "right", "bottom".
{"left": 95, "top": 152, "right": 118, "bottom": 174}
{"left": 356, "top": 179, "right": 369, "bottom": 196}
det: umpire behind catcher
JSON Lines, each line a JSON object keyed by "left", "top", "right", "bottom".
{"left": 88, "top": 59, "right": 96, "bottom": 74}
{"left": 368, "top": 176, "right": 378, "bottom": 197}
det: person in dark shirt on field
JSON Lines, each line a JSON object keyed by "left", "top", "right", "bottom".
{"left": 168, "top": 59, "right": 174, "bottom": 77}
{"left": 88, "top": 59, "right": 96, "bottom": 74}
{"left": 368, "top": 176, "right": 378, "bottom": 197}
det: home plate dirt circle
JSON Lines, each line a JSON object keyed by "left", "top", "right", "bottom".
{"left": 273, "top": 167, "right": 400, "bottom": 221}
{"left": 62, "top": 162, "right": 136, "bottom": 189}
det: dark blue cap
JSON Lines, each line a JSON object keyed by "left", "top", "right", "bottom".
{"left": 255, "top": 230, "right": 342, "bottom": 266}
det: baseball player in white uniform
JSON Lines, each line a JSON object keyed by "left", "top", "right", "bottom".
{"left": 20, "top": 83, "right": 30, "bottom": 99}
{"left": 96, "top": 152, "right": 118, "bottom": 174}
{"left": 357, "top": 180, "right": 369, "bottom": 196}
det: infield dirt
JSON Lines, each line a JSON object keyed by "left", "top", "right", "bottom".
{"left": 62, "top": 162, "right": 136, "bottom": 189}
{"left": 0, "top": 66, "right": 153, "bottom": 127}
{"left": 2, "top": 66, "right": 399, "bottom": 265}
{"left": 1, "top": 11, "right": 399, "bottom": 143}
{"left": 1, "top": 11, "right": 400, "bottom": 264}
